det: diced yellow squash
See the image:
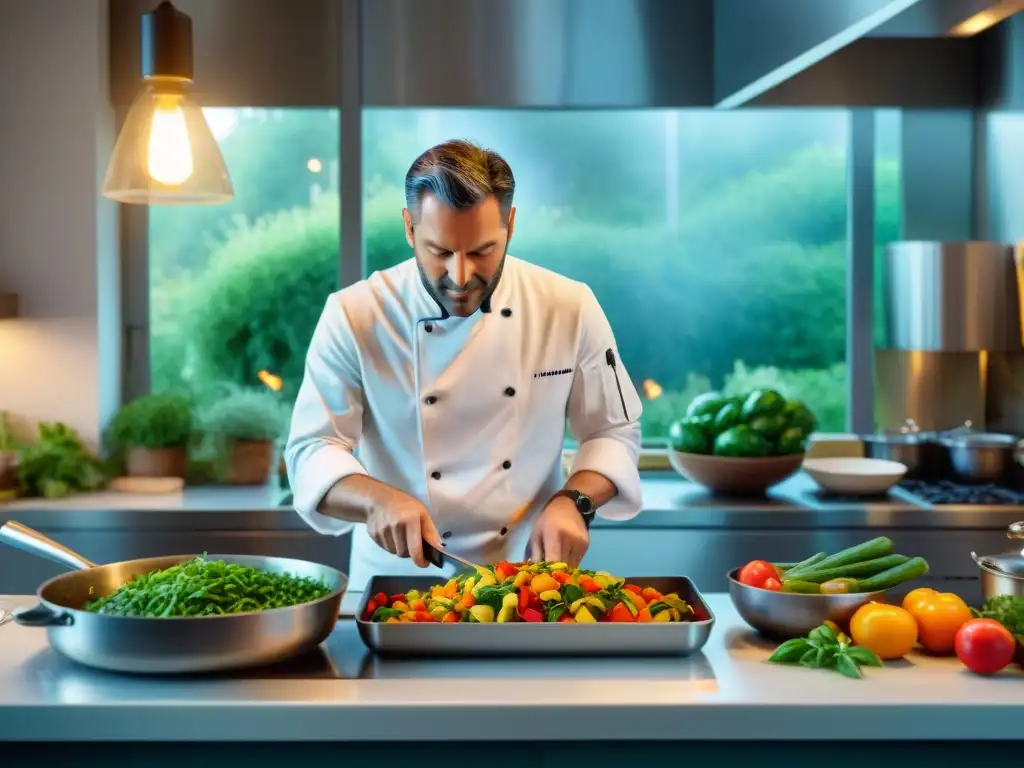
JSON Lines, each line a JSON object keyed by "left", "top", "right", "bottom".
{"left": 653, "top": 610, "right": 673, "bottom": 622}
{"left": 513, "top": 571, "right": 532, "bottom": 588}
{"left": 405, "top": 589, "right": 421, "bottom": 602}
{"left": 469, "top": 605, "right": 495, "bottom": 623}
{"left": 539, "top": 589, "right": 561, "bottom": 602}
{"left": 391, "top": 601, "right": 409, "bottom": 613}
{"left": 575, "top": 606, "right": 597, "bottom": 623}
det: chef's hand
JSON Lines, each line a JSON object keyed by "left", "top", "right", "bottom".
{"left": 366, "top": 490, "right": 441, "bottom": 568}
{"left": 528, "top": 497, "right": 589, "bottom": 567}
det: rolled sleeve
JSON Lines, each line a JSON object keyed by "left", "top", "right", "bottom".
{"left": 284, "top": 292, "right": 368, "bottom": 536}
{"left": 566, "top": 286, "right": 644, "bottom": 521}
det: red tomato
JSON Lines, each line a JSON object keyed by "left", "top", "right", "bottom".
{"left": 762, "top": 577, "right": 782, "bottom": 591}
{"left": 954, "top": 619, "right": 1016, "bottom": 675}
{"left": 737, "top": 560, "right": 779, "bottom": 589}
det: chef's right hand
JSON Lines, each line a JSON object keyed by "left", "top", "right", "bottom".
{"left": 366, "top": 491, "right": 441, "bottom": 568}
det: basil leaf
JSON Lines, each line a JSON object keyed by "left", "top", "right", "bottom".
{"left": 835, "top": 653, "right": 862, "bottom": 679}
{"left": 768, "top": 638, "right": 810, "bottom": 664}
{"left": 817, "top": 623, "right": 837, "bottom": 644}
{"left": 845, "top": 646, "right": 883, "bottom": 667}
{"left": 798, "top": 648, "right": 818, "bottom": 667}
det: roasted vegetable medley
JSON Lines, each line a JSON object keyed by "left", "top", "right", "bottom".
{"left": 362, "top": 561, "right": 698, "bottom": 624}
{"left": 83, "top": 556, "right": 334, "bottom": 617}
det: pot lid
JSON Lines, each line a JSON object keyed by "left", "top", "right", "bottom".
{"left": 866, "top": 418, "right": 938, "bottom": 443}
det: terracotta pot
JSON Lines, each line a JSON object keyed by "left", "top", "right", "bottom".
{"left": 224, "top": 439, "right": 274, "bottom": 485}
{"left": 126, "top": 446, "right": 187, "bottom": 478}
{"left": 0, "top": 451, "right": 18, "bottom": 491}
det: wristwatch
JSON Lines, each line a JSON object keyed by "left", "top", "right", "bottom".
{"left": 551, "top": 489, "right": 596, "bottom": 529}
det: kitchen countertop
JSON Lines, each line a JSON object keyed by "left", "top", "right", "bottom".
{"left": 0, "top": 592, "right": 1021, "bottom": 742}
{"left": 2, "top": 473, "right": 1024, "bottom": 531}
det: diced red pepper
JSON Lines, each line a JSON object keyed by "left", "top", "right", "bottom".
{"left": 374, "top": 592, "right": 388, "bottom": 606}
{"left": 552, "top": 571, "right": 572, "bottom": 584}
{"left": 557, "top": 612, "right": 574, "bottom": 623}
{"left": 623, "top": 584, "right": 643, "bottom": 596}
{"left": 441, "top": 611, "right": 459, "bottom": 623}
{"left": 520, "top": 607, "right": 544, "bottom": 623}
{"left": 389, "top": 594, "right": 406, "bottom": 605}
{"left": 414, "top": 610, "right": 435, "bottom": 622}
{"left": 409, "top": 599, "right": 427, "bottom": 612}
{"left": 608, "top": 602, "right": 635, "bottom": 623}
{"left": 495, "top": 561, "right": 518, "bottom": 582}
{"left": 365, "top": 599, "right": 378, "bottom": 616}
{"left": 579, "top": 576, "right": 601, "bottom": 593}
{"left": 518, "top": 586, "right": 539, "bottom": 616}
{"left": 635, "top": 607, "right": 653, "bottom": 623}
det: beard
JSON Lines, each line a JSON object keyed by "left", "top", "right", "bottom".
{"left": 416, "top": 246, "right": 507, "bottom": 318}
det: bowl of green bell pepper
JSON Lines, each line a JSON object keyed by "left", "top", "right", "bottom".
{"left": 666, "top": 389, "right": 817, "bottom": 494}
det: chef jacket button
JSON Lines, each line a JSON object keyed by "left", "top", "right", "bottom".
{"left": 499, "top": 527, "right": 508, "bottom": 536}
{"left": 442, "top": 531, "right": 452, "bottom": 539}
{"left": 424, "top": 323, "right": 434, "bottom": 333}
{"left": 504, "top": 386, "right": 515, "bottom": 397}
{"left": 424, "top": 395, "right": 437, "bottom": 405}
{"left": 431, "top": 471, "right": 441, "bottom": 480}
{"left": 441, "top": 542, "right": 447, "bottom": 548}
{"left": 501, "top": 308, "right": 512, "bottom": 318}
{"left": 502, "top": 460, "right": 512, "bottom": 470}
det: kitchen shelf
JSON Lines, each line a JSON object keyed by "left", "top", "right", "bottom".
{"left": 0, "top": 293, "right": 18, "bottom": 319}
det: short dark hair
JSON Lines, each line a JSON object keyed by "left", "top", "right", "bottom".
{"left": 404, "top": 139, "right": 515, "bottom": 223}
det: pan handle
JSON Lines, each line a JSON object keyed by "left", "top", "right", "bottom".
{"left": 13, "top": 603, "right": 73, "bottom": 628}
{"left": 0, "top": 520, "right": 97, "bottom": 571}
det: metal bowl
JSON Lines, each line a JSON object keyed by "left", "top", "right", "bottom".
{"left": 727, "top": 568, "right": 887, "bottom": 639}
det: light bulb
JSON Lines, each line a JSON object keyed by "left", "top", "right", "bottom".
{"left": 147, "top": 94, "right": 193, "bottom": 185}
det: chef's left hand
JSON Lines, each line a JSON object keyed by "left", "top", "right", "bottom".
{"left": 528, "top": 496, "right": 589, "bottom": 567}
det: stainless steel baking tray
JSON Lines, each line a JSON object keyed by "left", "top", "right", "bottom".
{"left": 356, "top": 575, "right": 716, "bottom": 657}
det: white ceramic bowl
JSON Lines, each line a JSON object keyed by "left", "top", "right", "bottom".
{"left": 802, "top": 457, "right": 907, "bottom": 496}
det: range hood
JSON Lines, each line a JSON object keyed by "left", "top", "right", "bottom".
{"left": 714, "top": 0, "right": 1024, "bottom": 107}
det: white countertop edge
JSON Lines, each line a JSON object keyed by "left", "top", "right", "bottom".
{"left": 0, "top": 701, "right": 1021, "bottom": 742}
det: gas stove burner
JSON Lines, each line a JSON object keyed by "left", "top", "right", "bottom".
{"left": 899, "top": 479, "right": 1024, "bottom": 506}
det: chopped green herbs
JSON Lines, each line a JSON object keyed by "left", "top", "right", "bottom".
{"left": 83, "top": 555, "right": 333, "bottom": 617}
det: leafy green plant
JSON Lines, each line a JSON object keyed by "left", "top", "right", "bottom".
{"left": 17, "top": 422, "right": 107, "bottom": 499}
{"left": 105, "top": 393, "right": 194, "bottom": 452}
{"left": 199, "top": 387, "right": 287, "bottom": 443}
{"left": 0, "top": 411, "right": 21, "bottom": 452}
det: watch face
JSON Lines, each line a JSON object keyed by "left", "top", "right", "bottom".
{"left": 576, "top": 494, "right": 595, "bottom": 515}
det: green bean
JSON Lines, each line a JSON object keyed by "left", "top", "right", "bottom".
{"left": 82, "top": 554, "right": 333, "bottom": 617}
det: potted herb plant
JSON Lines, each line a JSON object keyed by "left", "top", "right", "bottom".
{"left": 0, "top": 411, "right": 20, "bottom": 496}
{"left": 199, "top": 387, "right": 286, "bottom": 485}
{"left": 105, "top": 393, "right": 193, "bottom": 478}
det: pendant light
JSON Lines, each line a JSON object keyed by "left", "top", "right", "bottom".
{"left": 102, "top": 1, "right": 234, "bottom": 205}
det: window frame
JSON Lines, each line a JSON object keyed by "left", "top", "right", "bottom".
{"left": 120, "top": 0, "right": 880, "bottom": 443}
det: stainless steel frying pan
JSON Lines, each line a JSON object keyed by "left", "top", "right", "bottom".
{"left": 0, "top": 520, "right": 348, "bottom": 674}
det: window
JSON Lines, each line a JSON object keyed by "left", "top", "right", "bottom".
{"left": 148, "top": 107, "right": 340, "bottom": 406}
{"left": 362, "top": 109, "right": 852, "bottom": 443}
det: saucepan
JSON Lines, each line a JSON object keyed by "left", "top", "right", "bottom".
{"left": 0, "top": 520, "right": 347, "bottom": 674}
{"left": 969, "top": 521, "right": 1024, "bottom": 601}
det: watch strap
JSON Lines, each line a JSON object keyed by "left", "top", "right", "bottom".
{"left": 551, "top": 489, "right": 596, "bottom": 528}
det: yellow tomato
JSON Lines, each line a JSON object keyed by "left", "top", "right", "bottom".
{"left": 849, "top": 603, "right": 918, "bottom": 660}
{"left": 901, "top": 587, "right": 938, "bottom": 615}
{"left": 907, "top": 592, "right": 972, "bottom": 654}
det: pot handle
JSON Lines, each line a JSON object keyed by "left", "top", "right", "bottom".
{"left": 13, "top": 603, "right": 73, "bottom": 628}
{"left": 1008, "top": 521, "right": 1024, "bottom": 540}
{"left": 0, "top": 520, "right": 96, "bottom": 571}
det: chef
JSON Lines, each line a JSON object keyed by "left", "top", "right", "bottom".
{"left": 285, "top": 139, "right": 644, "bottom": 591}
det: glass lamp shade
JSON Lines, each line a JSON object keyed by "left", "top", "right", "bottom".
{"left": 102, "top": 78, "right": 234, "bottom": 205}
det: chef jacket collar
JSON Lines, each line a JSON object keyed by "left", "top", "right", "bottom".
{"left": 415, "top": 254, "right": 509, "bottom": 323}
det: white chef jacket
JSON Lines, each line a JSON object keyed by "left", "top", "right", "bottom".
{"left": 285, "top": 255, "right": 644, "bottom": 592}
